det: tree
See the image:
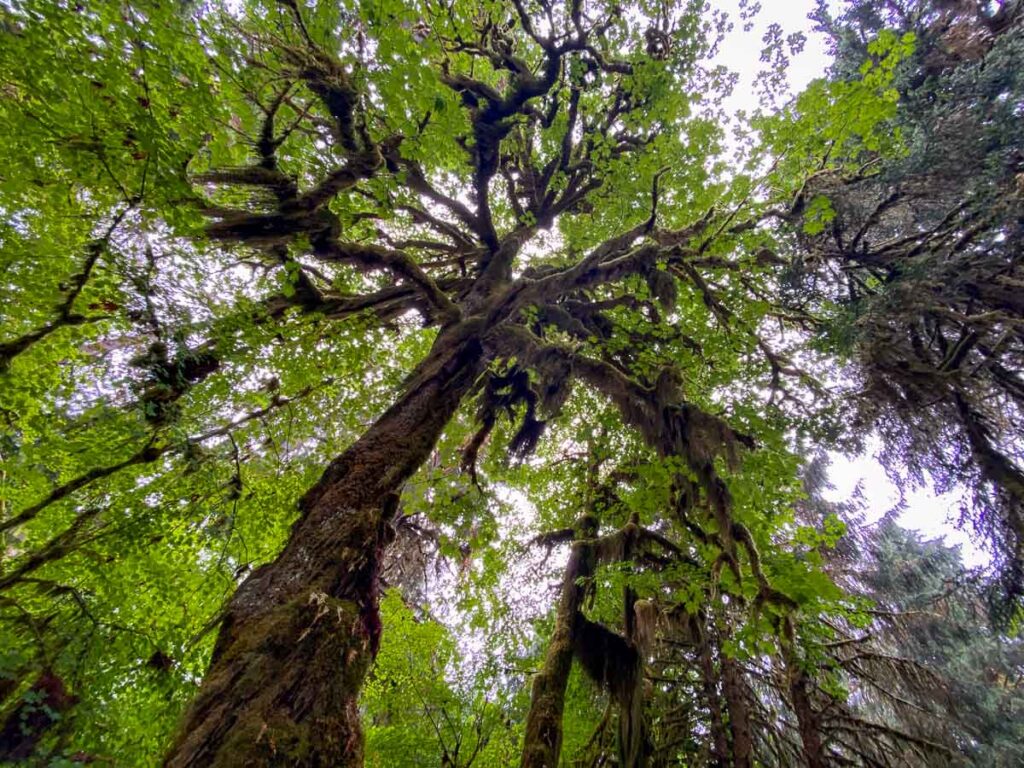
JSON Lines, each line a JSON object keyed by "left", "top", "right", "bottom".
{"left": 805, "top": 0, "right": 1024, "bottom": 612}
{"left": 855, "top": 518, "right": 1024, "bottom": 766}
{"left": 1, "top": 0, "right": 1020, "bottom": 766}
{"left": 792, "top": 459, "right": 1024, "bottom": 766}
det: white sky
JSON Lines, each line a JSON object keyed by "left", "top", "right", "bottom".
{"left": 826, "top": 450, "right": 985, "bottom": 567}
{"left": 710, "top": 0, "right": 988, "bottom": 567}
{"left": 712, "top": 0, "right": 834, "bottom": 101}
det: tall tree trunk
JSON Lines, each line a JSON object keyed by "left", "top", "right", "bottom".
{"left": 618, "top": 585, "right": 652, "bottom": 768}
{"left": 781, "top": 618, "right": 825, "bottom": 768}
{"left": 693, "top": 617, "right": 729, "bottom": 768}
{"left": 788, "top": 664, "right": 825, "bottom": 768}
{"left": 165, "top": 327, "right": 483, "bottom": 768}
{"left": 617, "top": 660, "right": 649, "bottom": 768}
{"left": 720, "top": 654, "right": 753, "bottom": 768}
{"left": 520, "top": 515, "right": 598, "bottom": 768}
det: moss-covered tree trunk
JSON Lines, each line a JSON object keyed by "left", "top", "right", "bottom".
{"left": 618, "top": 585, "right": 652, "bottom": 768}
{"left": 164, "top": 328, "right": 483, "bottom": 767}
{"left": 520, "top": 515, "right": 598, "bottom": 768}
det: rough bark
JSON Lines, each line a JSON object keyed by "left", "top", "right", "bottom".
{"left": 720, "top": 654, "right": 753, "bottom": 768}
{"left": 164, "top": 327, "right": 483, "bottom": 767}
{"left": 786, "top": 653, "right": 825, "bottom": 768}
{"left": 520, "top": 515, "right": 598, "bottom": 768}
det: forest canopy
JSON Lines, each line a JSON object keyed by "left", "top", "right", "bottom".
{"left": 0, "top": 0, "right": 1022, "bottom": 765}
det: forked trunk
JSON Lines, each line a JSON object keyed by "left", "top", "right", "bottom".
{"left": 165, "top": 329, "right": 483, "bottom": 767}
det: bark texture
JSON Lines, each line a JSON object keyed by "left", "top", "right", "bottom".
{"left": 165, "top": 330, "right": 482, "bottom": 767}
{"left": 789, "top": 664, "right": 825, "bottom": 768}
{"left": 720, "top": 654, "right": 753, "bottom": 768}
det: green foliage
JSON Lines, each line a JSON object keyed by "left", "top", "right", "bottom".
{"left": 363, "top": 591, "right": 521, "bottom": 767}
{"left": 855, "top": 520, "right": 1024, "bottom": 766}
{"left": 1, "top": 0, "right": 1013, "bottom": 765}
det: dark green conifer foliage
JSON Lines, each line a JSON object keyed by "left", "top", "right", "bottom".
{"left": 806, "top": 0, "right": 1024, "bottom": 612}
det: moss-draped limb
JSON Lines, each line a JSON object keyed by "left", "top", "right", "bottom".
{"left": 520, "top": 514, "right": 599, "bottom": 768}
